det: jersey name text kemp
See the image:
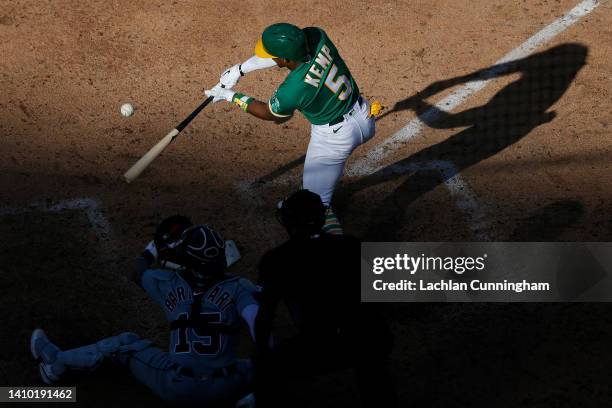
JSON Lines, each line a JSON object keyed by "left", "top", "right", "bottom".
{"left": 304, "top": 44, "right": 352, "bottom": 101}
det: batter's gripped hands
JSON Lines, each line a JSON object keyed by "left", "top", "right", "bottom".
{"left": 220, "top": 64, "right": 242, "bottom": 88}
{"left": 205, "top": 84, "right": 236, "bottom": 103}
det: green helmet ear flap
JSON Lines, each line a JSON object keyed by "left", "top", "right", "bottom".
{"left": 257, "top": 23, "right": 308, "bottom": 62}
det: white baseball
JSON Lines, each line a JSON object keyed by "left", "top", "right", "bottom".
{"left": 120, "top": 103, "right": 134, "bottom": 117}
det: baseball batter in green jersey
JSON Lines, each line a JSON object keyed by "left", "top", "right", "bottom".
{"left": 206, "top": 23, "right": 378, "bottom": 234}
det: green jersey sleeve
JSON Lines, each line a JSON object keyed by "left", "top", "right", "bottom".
{"left": 269, "top": 84, "right": 299, "bottom": 118}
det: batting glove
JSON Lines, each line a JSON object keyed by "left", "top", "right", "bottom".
{"left": 220, "top": 64, "right": 243, "bottom": 88}
{"left": 205, "top": 84, "right": 236, "bottom": 103}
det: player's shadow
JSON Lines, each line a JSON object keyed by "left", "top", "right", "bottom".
{"left": 337, "top": 43, "right": 588, "bottom": 241}
{"left": 253, "top": 154, "right": 305, "bottom": 185}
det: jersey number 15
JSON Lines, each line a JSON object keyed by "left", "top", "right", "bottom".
{"left": 174, "top": 312, "right": 222, "bottom": 355}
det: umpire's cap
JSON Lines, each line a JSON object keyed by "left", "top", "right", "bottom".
{"left": 278, "top": 189, "right": 326, "bottom": 237}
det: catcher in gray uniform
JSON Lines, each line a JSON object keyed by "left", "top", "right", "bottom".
{"left": 30, "top": 216, "right": 257, "bottom": 407}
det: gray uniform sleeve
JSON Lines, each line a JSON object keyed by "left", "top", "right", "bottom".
{"left": 140, "top": 268, "right": 177, "bottom": 307}
{"left": 131, "top": 250, "right": 155, "bottom": 286}
{"left": 234, "top": 277, "right": 259, "bottom": 314}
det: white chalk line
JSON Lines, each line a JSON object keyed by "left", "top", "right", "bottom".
{"left": 348, "top": 0, "right": 604, "bottom": 177}
{"left": 0, "top": 197, "right": 112, "bottom": 239}
{"left": 234, "top": 0, "right": 603, "bottom": 240}
{"left": 237, "top": 161, "right": 491, "bottom": 240}
{"left": 382, "top": 160, "right": 492, "bottom": 241}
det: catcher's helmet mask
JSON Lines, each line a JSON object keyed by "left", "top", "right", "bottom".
{"left": 154, "top": 216, "right": 227, "bottom": 283}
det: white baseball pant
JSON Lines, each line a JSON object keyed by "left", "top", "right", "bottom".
{"left": 303, "top": 96, "right": 375, "bottom": 205}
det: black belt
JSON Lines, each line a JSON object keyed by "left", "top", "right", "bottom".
{"left": 328, "top": 96, "right": 363, "bottom": 126}
{"left": 173, "top": 363, "right": 238, "bottom": 380}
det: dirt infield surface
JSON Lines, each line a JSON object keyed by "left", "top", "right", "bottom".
{"left": 1, "top": 0, "right": 611, "bottom": 406}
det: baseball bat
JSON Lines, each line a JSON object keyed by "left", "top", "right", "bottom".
{"left": 123, "top": 95, "right": 214, "bottom": 183}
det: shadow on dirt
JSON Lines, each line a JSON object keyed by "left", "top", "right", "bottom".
{"left": 337, "top": 43, "right": 588, "bottom": 241}
{"left": 0, "top": 210, "right": 164, "bottom": 406}
{"left": 254, "top": 154, "right": 306, "bottom": 185}
{"left": 386, "top": 300, "right": 612, "bottom": 408}
{"left": 508, "top": 199, "right": 584, "bottom": 241}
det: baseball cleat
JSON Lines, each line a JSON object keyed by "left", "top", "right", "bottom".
{"left": 38, "top": 362, "right": 60, "bottom": 385}
{"left": 322, "top": 208, "right": 343, "bottom": 235}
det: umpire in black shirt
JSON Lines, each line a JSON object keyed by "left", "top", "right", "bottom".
{"left": 254, "top": 189, "right": 397, "bottom": 407}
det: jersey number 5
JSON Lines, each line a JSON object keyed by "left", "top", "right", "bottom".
{"left": 325, "top": 65, "right": 352, "bottom": 101}
{"left": 174, "top": 312, "right": 222, "bottom": 355}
